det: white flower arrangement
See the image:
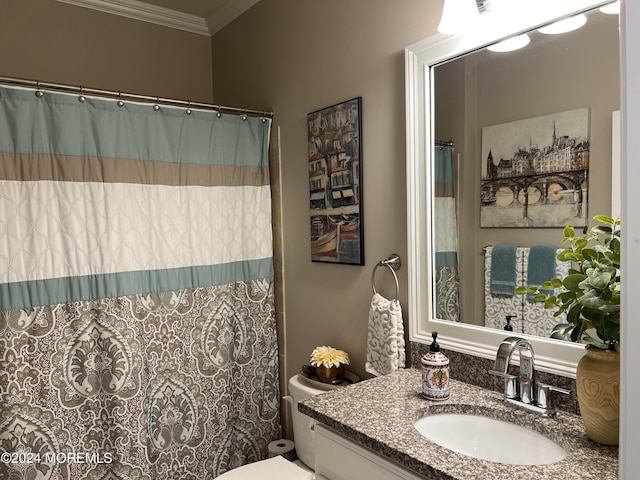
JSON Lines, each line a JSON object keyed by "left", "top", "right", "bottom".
{"left": 310, "top": 346, "right": 350, "bottom": 369}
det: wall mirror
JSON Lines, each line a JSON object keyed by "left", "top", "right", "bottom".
{"left": 405, "top": 0, "right": 619, "bottom": 376}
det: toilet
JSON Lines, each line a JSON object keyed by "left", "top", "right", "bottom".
{"left": 215, "top": 374, "right": 332, "bottom": 479}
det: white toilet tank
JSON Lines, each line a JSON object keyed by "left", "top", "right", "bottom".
{"left": 287, "top": 374, "right": 332, "bottom": 470}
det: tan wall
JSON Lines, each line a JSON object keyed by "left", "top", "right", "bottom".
{"left": 0, "top": 0, "right": 213, "bottom": 102}
{"left": 211, "top": 0, "right": 441, "bottom": 398}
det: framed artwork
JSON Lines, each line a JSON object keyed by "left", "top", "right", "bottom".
{"left": 307, "top": 97, "right": 364, "bottom": 265}
{"left": 480, "top": 107, "right": 590, "bottom": 228}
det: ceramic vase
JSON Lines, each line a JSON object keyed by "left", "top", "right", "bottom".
{"left": 576, "top": 345, "right": 620, "bottom": 445}
{"left": 316, "top": 364, "right": 345, "bottom": 383}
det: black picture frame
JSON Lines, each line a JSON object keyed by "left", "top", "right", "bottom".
{"left": 307, "top": 97, "right": 364, "bottom": 265}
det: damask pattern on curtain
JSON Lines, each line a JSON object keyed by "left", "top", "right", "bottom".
{"left": 434, "top": 145, "right": 460, "bottom": 322}
{"left": 0, "top": 86, "right": 279, "bottom": 479}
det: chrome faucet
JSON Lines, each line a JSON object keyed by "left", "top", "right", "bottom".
{"left": 490, "top": 337, "right": 570, "bottom": 416}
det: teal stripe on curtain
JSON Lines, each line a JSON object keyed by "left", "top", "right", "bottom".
{"left": 0, "top": 258, "right": 274, "bottom": 311}
{"left": 0, "top": 86, "right": 269, "bottom": 168}
{"left": 434, "top": 147, "right": 455, "bottom": 184}
{"left": 435, "top": 251, "right": 458, "bottom": 268}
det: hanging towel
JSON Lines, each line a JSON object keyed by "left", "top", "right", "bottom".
{"left": 484, "top": 247, "right": 523, "bottom": 330}
{"left": 365, "top": 293, "right": 406, "bottom": 376}
{"left": 527, "top": 245, "right": 559, "bottom": 297}
{"left": 490, "top": 245, "right": 518, "bottom": 295}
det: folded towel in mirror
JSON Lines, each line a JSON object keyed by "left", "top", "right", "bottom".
{"left": 527, "top": 245, "right": 559, "bottom": 297}
{"left": 490, "top": 245, "right": 518, "bottom": 296}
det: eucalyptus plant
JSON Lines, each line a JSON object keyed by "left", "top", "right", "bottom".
{"left": 516, "top": 215, "right": 620, "bottom": 351}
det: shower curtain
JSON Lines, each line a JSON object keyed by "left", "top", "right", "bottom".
{"left": 0, "top": 86, "right": 279, "bottom": 479}
{"left": 434, "top": 145, "right": 460, "bottom": 322}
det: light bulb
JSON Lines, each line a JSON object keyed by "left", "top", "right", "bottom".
{"left": 600, "top": 1, "right": 620, "bottom": 15}
{"left": 538, "top": 14, "right": 587, "bottom": 35}
{"left": 487, "top": 34, "right": 530, "bottom": 52}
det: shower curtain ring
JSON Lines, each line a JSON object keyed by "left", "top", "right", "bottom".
{"left": 242, "top": 110, "right": 248, "bottom": 121}
{"left": 215, "top": 106, "right": 222, "bottom": 118}
{"left": 78, "top": 86, "right": 86, "bottom": 102}
{"left": 153, "top": 97, "right": 160, "bottom": 111}
{"left": 35, "top": 81, "right": 44, "bottom": 98}
{"left": 186, "top": 101, "right": 192, "bottom": 115}
{"left": 117, "top": 91, "right": 124, "bottom": 107}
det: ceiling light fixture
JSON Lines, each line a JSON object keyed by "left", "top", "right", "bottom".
{"left": 437, "top": 0, "right": 480, "bottom": 35}
{"left": 538, "top": 14, "right": 587, "bottom": 34}
{"left": 487, "top": 33, "right": 531, "bottom": 52}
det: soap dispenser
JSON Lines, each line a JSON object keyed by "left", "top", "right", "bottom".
{"left": 504, "top": 314, "right": 516, "bottom": 331}
{"left": 421, "top": 331, "right": 450, "bottom": 401}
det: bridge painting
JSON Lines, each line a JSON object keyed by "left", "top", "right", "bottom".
{"left": 480, "top": 108, "right": 590, "bottom": 228}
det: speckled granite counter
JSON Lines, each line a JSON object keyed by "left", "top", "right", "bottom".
{"left": 299, "top": 369, "right": 618, "bottom": 480}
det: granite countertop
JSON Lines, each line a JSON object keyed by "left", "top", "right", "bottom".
{"left": 299, "top": 369, "right": 618, "bottom": 480}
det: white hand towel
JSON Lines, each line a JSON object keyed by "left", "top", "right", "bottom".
{"left": 365, "top": 293, "right": 406, "bottom": 376}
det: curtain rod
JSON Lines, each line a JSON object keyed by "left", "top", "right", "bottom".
{"left": 435, "top": 140, "right": 454, "bottom": 147}
{"left": 0, "top": 75, "right": 274, "bottom": 119}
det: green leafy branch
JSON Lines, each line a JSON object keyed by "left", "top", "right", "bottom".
{"left": 516, "top": 215, "right": 620, "bottom": 351}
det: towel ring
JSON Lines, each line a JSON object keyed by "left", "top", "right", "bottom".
{"left": 371, "top": 254, "right": 401, "bottom": 301}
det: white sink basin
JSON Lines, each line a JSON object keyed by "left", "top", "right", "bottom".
{"left": 414, "top": 413, "right": 567, "bottom": 465}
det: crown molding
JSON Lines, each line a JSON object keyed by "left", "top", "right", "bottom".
{"left": 55, "top": 0, "right": 211, "bottom": 36}
{"left": 204, "top": 0, "right": 261, "bottom": 35}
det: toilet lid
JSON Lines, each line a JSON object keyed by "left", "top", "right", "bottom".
{"left": 215, "top": 456, "right": 313, "bottom": 480}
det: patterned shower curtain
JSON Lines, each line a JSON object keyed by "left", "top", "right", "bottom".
{"left": 0, "top": 86, "right": 279, "bottom": 479}
{"left": 434, "top": 145, "right": 460, "bottom": 322}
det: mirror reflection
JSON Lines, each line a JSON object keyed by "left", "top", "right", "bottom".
{"left": 431, "top": 6, "right": 620, "bottom": 339}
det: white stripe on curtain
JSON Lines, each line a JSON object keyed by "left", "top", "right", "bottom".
{"left": 0, "top": 181, "right": 272, "bottom": 284}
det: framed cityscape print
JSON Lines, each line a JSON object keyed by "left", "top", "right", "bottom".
{"left": 480, "top": 107, "right": 590, "bottom": 228}
{"left": 307, "top": 97, "right": 364, "bottom": 264}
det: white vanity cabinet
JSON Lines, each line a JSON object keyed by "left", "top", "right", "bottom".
{"left": 314, "top": 424, "right": 428, "bottom": 480}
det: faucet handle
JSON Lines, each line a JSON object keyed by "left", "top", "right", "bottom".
{"left": 536, "top": 381, "right": 571, "bottom": 415}
{"left": 489, "top": 370, "right": 518, "bottom": 399}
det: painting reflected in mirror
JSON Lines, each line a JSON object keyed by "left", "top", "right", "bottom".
{"left": 480, "top": 107, "right": 590, "bottom": 228}
{"left": 432, "top": 5, "right": 620, "bottom": 339}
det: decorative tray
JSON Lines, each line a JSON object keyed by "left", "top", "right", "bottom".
{"left": 300, "top": 365, "right": 360, "bottom": 390}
